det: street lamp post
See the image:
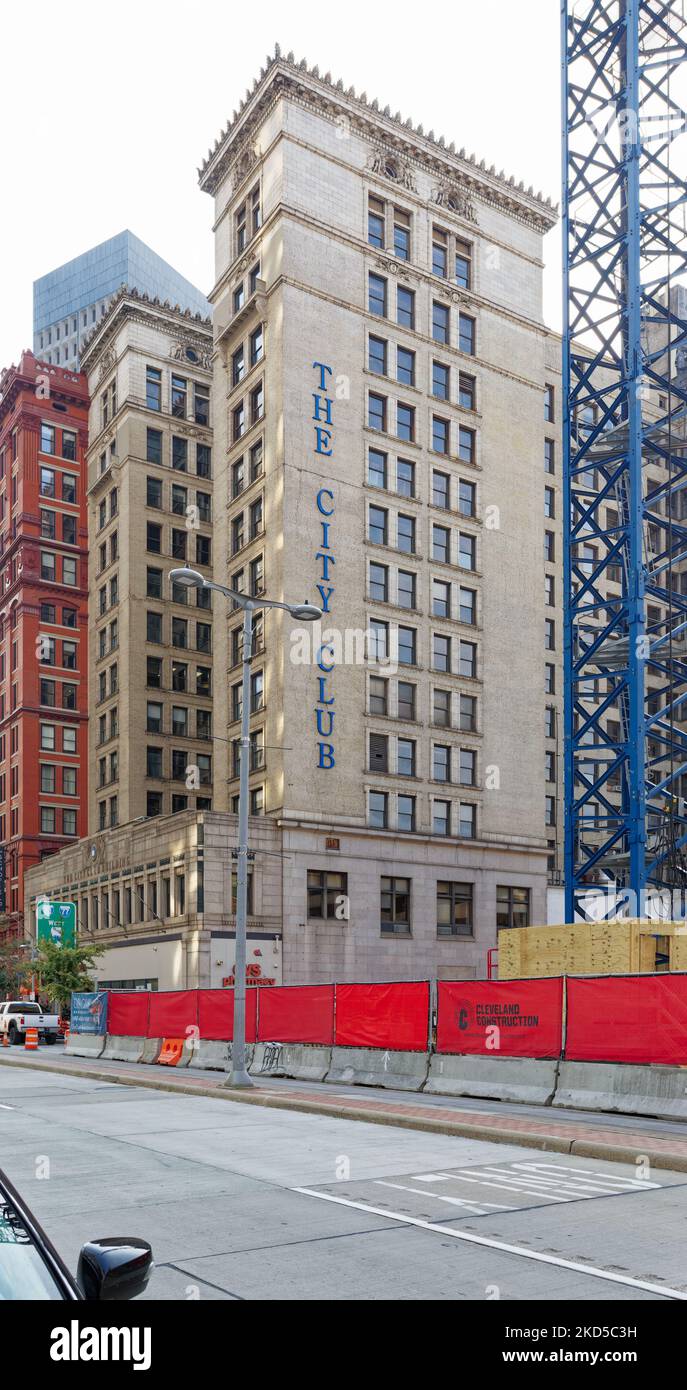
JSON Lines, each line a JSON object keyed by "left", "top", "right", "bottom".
{"left": 170, "top": 567, "right": 321, "bottom": 1087}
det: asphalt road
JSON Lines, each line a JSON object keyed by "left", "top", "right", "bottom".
{"left": 1, "top": 1063, "right": 686, "bottom": 1301}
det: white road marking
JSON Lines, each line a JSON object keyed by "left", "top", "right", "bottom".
{"left": 445, "top": 1173, "right": 570, "bottom": 1202}
{"left": 294, "top": 1186, "right": 687, "bottom": 1299}
{"left": 514, "top": 1162, "right": 661, "bottom": 1189}
{"left": 460, "top": 1169, "right": 630, "bottom": 1198}
{"left": 0, "top": 1104, "right": 14, "bottom": 1110}
{"left": 376, "top": 1180, "right": 513, "bottom": 1213}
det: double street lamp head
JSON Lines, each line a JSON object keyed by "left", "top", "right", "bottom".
{"left": 168, "top": 568, "right": 322, "bottom": 622}
{"left": 169, "top": 567, "right": 205, "bottom": 590}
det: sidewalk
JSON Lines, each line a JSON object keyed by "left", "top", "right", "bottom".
{"left": 3, "top": 1048, "right": 687, "bottom": 1172}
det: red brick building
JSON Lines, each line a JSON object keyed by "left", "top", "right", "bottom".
{"left": 0, "top": 353, "right": 89, "bottom": 941}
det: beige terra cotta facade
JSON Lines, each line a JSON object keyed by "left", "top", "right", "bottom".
{"left": 79, "top": 292, "right": 216, "bottom": 835}
{"left": 199, "top": 50, "right": 561, "bottom": 979}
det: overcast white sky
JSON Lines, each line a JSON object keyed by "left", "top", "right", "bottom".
{"left": 0, "top": 0, "right": 562, "bottom": 368}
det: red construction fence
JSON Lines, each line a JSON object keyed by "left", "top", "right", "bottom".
{"left": 93, "top": 972, "right": 687, "bottom": 1066}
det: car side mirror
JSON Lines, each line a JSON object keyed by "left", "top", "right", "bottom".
{"left": 77, "top": 1237, "right": 153, "bottom": 1301}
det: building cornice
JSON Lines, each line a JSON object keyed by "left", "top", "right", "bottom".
{"left": 198, "top": 47, "right": 558, "bottom": 233}
{"left": 80, "top": 286, "right": 213, "bottom": 376}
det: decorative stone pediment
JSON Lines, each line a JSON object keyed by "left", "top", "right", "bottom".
{"left": 98, "top": 348, "right": 116, "bottom": 381}
{"left": 231, "top": 141, "right": 259, "bottom": 191}
{"left": 366, "top": 148, "right": 416, "bottom": 192}
{"left": 433, "top": 182, "right": 478, "bottom": 223}
{"left": 171, "top": 341, "right": 213, "bottom": 371}
{"left": 374, "top": 257, "right": 413, "bottom": 283}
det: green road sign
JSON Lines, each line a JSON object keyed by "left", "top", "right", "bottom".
{"left": 36, "top": 900, "right": 77, "bottom": 948}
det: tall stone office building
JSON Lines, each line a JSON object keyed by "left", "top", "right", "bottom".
{"left": 79, "top": 289, "right": 215, "bottom": 837}
{"left": 198, "top": 48, "right": 560, "bottom": 981}
{"left": 24, "top": 53, "right": 565, "bottom": 988}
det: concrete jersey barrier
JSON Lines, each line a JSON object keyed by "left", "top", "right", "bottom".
{"left": 554, "top": 1060, "right": 687, "bottom": 1121}
{"left": 65, "top": 1033, "right": 106, "bottom": 1060}
{"left": 326, "top": 1046, "right": 429, "bottom": 1091}
{"left": 426, "top": 1053, "right": 559, "bottom": 1104}
{"left": 250, "top": 1042, "right": 332, "bottom": 1082}
{"left": 101, "top": 1035, "right": 145, "bottom": 1063}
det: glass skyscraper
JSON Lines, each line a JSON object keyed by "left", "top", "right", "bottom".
{"left": 33, "top": 231, "right": 210, "bottom": 368}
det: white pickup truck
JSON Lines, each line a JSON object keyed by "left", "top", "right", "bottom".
{"left": 0, "top": 1001, "right": 60, "bottom": 1046}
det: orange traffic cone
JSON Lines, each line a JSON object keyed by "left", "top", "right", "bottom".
{"left": 24, "top": 1028, "right": 38, "bottom": 1051}
{"left": 2, "top": 1033, "right": 8, "bottom": 1048}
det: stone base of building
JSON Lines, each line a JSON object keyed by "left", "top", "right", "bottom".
{"left": 23, "top": 809, "right": 547, "bottom": 988}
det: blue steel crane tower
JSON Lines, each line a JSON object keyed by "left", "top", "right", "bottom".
{"left": 562, "top": 0, "right": 687, "bottom": 921}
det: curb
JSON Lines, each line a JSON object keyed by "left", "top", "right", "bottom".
{"left": 2, "top": 1055, "right": 687, "bottom": 1173}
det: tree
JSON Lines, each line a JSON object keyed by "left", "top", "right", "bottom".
{"left": 0, "top": 943, "right": 29, "bottom": 998}
{"left": 22, "top": 941, "right": 104, "bottom": 1013}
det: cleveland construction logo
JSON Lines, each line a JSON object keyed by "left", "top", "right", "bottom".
{"left": 50, "top": 1322, "right": 151, "bottom": 1372}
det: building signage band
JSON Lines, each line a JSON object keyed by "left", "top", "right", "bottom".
{"left": 312, "top": 360, "right": 336, "bottom": 770}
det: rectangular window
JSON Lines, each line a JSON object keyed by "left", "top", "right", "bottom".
{"left": 432, "top": 524, "right": 450, "bottom": 564}
{"left": 459, "top": 587, "right": 476, "bottom": 624}
{"left": 393, "top": 207, "right": 411, "bottom": 261}
{"left": 368, "top": 195, "right": 385, "bottom": 248}
{"left": 397, "top": 286, "right": 415, "bottom": 329}
{"left": 459, "top": 640, "right": 477, "bottom": 679}
{"left": 432, "top": 361, "right": 450, "bottom": 400}
{"left": 172, "top": 437, "right": 188, "bottom": 471}
{"left": 432, "top": 416, "right": 449, "bottom": 455}
{"left": 369, "top": 335, "right": 387, "bottom": 376}
{"left": 433, "top": 579, "right": 451, "bottom": 619}
{"left": 437, "top": 881, "right": 473, "bottom": 937}
{"left": 397, "top": 681, "right": 416, "bottom": 721}
{"left": 381, "top": 876, "right": 411, "bottom": 935}
{"left": 459, "top": 533, "right": 476, "bottom": 571}
{"left": 146, "top": 476, "right": 162, "bottom": 509}
{"left": 40, "top": 423, "right": 56, "bottom": 454}
{"left": 458, "top": 314, "right": 475, "bottom": 355}
{"left": 307, "top": 870, "right": 349, "bottom": 920}
{"left": 433, "top": 800, "right": 450, "bottom": 837}
{"left": 459, "top": 480, "right": 476, "bottom": 517}
{"left": 368, "top": 448, "right": 387, "bottom": 489}
{"left": 433, "top": 688, "right": 451, "bottom": 727}
{"left": 432, "top": 226, "right": 448, "bottom": 278}
{"left": 459, "top": 373, "right": 476, "bottom": 410}
{"left": 455, "top": 239, "right": 472, "bottom": 289}
{"left": 194, "top": 384, "right": 210, "bottom": 427}
{"left": 368, "top": 505, "right": 388, "bottom": 546}
{"left": 398, "top": 626, "right": 416, "bottom": 666}
{"left": 397, "top": 514, "right": 415, "bottom": 554}
{"left": 397, "top": 738, "right": 415, "bottom": 777}
{"left": 368, "top": 273, "right": 387, "bottom": 317}
{"left": 369, "top": 562, "right": 388, "bottom": 603}
{"left": 397, "top": 569, "right": 416, "bottom": 609}
{"left": 496, "top": 885, "right": 531, "bottom": 930}
{"left": 432, "top": 301, "right": 449, "bottom": 345}
{"left": 459, "top": 427, "right": 475, "bottom": 464}
{"left": 368, "top": 392, "right": 387, "bottom": 432}
{"left": 544, "top": 385, "right": 555, "bottom": 422}
{"left": 171, "top": 375, "right": 187, "bottom": 419}
{"left": 146, "top": 429, "right": 162, "bottom": 465}
{"left": 432, "top": 471, "right": 450, "bottom": 510}
{"left": 369, "top": 675, "right": 388, "bottom": 715}
{"left": 397, "top": 403, "right": 414, "bottom": 442}
{"left": 392, "top": 348, "right": 414, "bottom": 392}
{"left": 146, "top": 367, "right": 162, "bottom": 411}
{"left": 545, "top": 439, "right": 555, "bottom": 474}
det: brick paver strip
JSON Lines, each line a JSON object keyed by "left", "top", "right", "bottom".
{"left": 2, "top": 1052, "right": 687, "bottom": 1171}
